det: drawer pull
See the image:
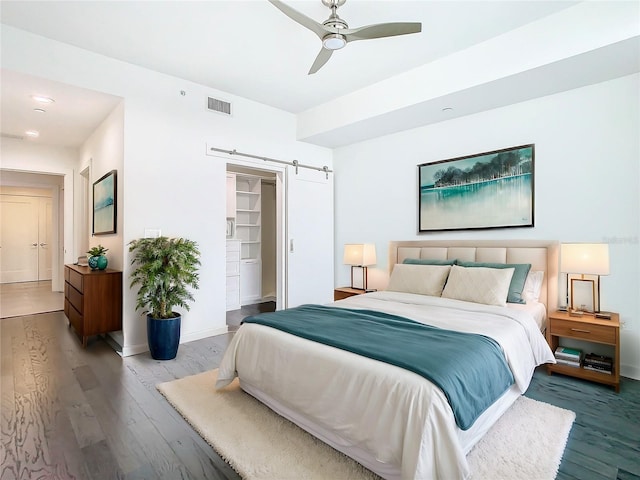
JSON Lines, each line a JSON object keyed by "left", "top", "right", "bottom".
{"left": 571, "top": 328, "right": 591, "bottom": 333}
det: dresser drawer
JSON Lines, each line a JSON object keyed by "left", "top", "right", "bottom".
{"left": 226, "top": 261, "right": 240, "bottom": 276}
{"left": 67, "top": 268, "right": 84, "bottom": 293}
{"left": 550, "top": 319, "right": 616, "bottom": 344}
{"left": 226, "top": 240, "right": 241, "bottom": 252}
{"left": 65, "top": 282, "right": 84, "bottom": 314}
{"left": 66, "top": 302, "right": 84, "bottom": 336}
{"left": 226, "top": 275, "right": 240, "bottom": 292}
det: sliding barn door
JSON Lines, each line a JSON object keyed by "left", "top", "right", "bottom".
{"left": 286, "top": 166, "right": 334, "bottom": 308}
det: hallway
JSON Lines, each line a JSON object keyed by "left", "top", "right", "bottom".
{"left": 0, "top": 280, "right": 63, "bottom": 319}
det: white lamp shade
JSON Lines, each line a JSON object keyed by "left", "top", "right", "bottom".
{"left": 343, "top": 244, "right": 376, "bottom": 266}
{"left": 560, "top": 243, "right": 610, "bottom": 275}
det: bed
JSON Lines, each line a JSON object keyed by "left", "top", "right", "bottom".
{"left": 216, "top": 240, "right": 559, "bottom": 479}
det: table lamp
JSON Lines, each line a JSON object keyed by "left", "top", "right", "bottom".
{"left": 560, "top": 243, "right": 610, "bottom": 315}
{"left": 343, "top": 244, "right": 376, "bottom": 290}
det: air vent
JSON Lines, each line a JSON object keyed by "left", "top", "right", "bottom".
{"left": 207, "top": 96, "right": 232, "bottom": 116}
{"left": 1, "top": 133, "right": 24, "bottom": 140}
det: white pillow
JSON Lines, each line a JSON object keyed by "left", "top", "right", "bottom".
{"left": 387, "top": 264, "right": 451, "bottom": 297}
{"left": 522, "top": 270, "right": 544, "bottom": 303}
{"left": 441, "top": 265, "right": 515, "bottom": 306}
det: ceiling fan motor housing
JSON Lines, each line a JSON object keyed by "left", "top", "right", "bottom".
{"left": 321, "top": 0, "right": 346, "bottom": 8}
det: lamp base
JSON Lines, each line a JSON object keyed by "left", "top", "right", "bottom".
{"left": 350, "top": 266, "right": 368, "bottom": 290}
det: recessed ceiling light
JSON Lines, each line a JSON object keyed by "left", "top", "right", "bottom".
{"left": 31, "top": 95, "right": 55, "bottom": 104}
{"left": 34, "top": 108, "right": 46, "bottom": 113}
{"left": 25, "top": 130, "right": 40, "bottom": 138}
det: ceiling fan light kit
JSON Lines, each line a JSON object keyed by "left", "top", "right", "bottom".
{"left": 322, "top": 33, "right": 346, "bottom": 50}
{"left": 268, "top": 0, "right": 422, "bottom": 74}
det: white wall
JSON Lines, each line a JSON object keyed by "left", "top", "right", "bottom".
{"left": 78, "top": 101, "right": 125, "bottom": 270}
{"left": 2, "top": 26, "right": 334, "bottom": 356}
{"left": 333, "top": 74, "right": 640, "bottom": 380}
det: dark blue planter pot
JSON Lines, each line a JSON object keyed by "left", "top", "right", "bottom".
{"left": 147, "top": 313, "right": 181, "bottom": 360}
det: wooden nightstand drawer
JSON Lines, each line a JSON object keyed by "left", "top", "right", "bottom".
{"left": 550, "top": 318, "right": 616, "bottom": 344}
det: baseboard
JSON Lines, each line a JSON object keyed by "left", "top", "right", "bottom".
{"left": 120, "top": 326, "right": 230, "bottom": 358}
{"left": 121, "top": 343, "right": 149, "bottom": 357}
{"left": 621, "top": 364, "right": 640, "bottom": 381}
{"left": 180, "top": 325, "right": 229, "bottom": 344}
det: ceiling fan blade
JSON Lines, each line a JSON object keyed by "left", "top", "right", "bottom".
{"left": 308, "top": 48, "right": 333, "bottom": 75}
{"left": 345, "top": 22, "right": 422, "bottom": 43}
{"left": 268, "top": 0, "right": 328, "bottom": 39}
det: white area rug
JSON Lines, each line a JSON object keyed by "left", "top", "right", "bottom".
{"left": 158, "top": 369, "right": 575, "bottom": 480}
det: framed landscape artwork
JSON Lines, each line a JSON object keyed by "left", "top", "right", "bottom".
{"left": 93, "top": 170, "right": 117, "bottom": 235}
{"left": 418, "top": 145, "right": 534, "bottom": 232}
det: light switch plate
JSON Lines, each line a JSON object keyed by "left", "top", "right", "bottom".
{"left": 144, "top": 229, "right": 161, "bottom": 238}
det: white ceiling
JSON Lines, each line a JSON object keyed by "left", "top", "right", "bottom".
{"left": 0, "top": 0, "right": 636, "bottom": 149}
{"left": 0, "top": 70, "right": 123, "bottom": 148}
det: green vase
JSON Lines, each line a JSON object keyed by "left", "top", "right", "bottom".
{"left": 97, "top": 255, "right": 108, "bottom": 270}
{"left": 88, "top": 255, "right": 99, "bottom": 270}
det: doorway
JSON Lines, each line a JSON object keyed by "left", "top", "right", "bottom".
{"left": 225, "top": 163, "right": 282, "bottom": 328}
{"left": 0, "top": 172, "right": 65, "bottom": 318}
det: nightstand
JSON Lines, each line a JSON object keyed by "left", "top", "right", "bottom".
{"left": 334, "top": 287, "right": 366, "bottom": 301}
{"left": 547, "top": 310, "right": 620, "bottom": 392}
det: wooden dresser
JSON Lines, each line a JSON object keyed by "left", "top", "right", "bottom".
{"left": 64, "top": 264, "right": 123, "bottom": 347}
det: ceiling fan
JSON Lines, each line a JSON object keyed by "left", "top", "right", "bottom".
{"left": 268, "top": 0, "right": 422, "bottom": 75}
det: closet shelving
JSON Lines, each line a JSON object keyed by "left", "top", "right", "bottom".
{"left": 235, "top": 173, "right": 262, "bottom": 305}
{"left": 235, "top": 174, "right": 261, "bottom": 261}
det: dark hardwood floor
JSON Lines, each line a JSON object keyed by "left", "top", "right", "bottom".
{"left": 1, "top": 309, "right": 638, "bottom": 479}
{"left": 225, "top": 301, "right": 275, "bottom": 332}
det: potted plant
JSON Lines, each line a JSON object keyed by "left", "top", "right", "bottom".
{"left": 87, "top": 244, "right": 109, "bottom": 270}
{"left": 128, "top": 236, "right": 201, "bottom": 360}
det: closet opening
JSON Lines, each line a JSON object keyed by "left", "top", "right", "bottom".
{"left": 225, "top": 164, "right": 283, "bottom": 329}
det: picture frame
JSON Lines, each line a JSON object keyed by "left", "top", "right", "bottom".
{"left": 418, "top": 144, "right": 534, "bottom": 232}
{"left": 93, "top": 170, "right": 117, "bottom": 235}
{"left": 568, "top": 274, "right": 598, "bottom": 313}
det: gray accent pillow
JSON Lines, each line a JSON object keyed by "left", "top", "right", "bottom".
{"left": 457, "top": 261, "right": 531, "bottom": 304}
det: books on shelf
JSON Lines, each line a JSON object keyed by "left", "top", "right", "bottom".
{"left": 583, "top": 353, "right": 613, "bottom": 374}
{"left": 554, "top": 357, "right": 581, "bottom": 368}
{"left": 555, "top": 346, "right": 582, "bottom": 362}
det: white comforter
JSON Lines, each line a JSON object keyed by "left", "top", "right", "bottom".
{"left": 216, "top": 291, "right": 555, "bottom": 480}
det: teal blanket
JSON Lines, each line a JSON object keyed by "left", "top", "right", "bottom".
{"left": 243, "top": 304, "right": 514, "bottom": 430}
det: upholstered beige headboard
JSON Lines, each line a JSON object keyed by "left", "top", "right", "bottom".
{"left": 389, "top": 240, "right": 559, "bottom": 310}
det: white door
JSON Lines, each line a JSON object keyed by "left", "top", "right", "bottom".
{"left": 38, "top": 197, "right": 53, "bottom": 280}
{"left": 286, "top": 166, "right": 334, "bottom": 308}
{"left": 0, "top": 195, "right": 39, "bottom": 283}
